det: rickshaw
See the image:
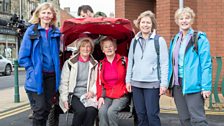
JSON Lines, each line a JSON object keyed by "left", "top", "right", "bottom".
{"left": 48, "top": 17, "right": 135, "bottom": 126}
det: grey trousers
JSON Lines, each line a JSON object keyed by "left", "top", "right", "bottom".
{"left": 98, "top": 95, "right": 129, "bottom": 126}
{"left": 173, "top": 86, "right": 208, "bottom": 126}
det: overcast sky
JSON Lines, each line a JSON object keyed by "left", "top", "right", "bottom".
{"left": 59, "top": 0, "right": 115, "bottom": 17}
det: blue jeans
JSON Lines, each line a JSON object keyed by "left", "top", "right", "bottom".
{"left": 98, "top": 95, "right": 129, "bottom": 126}
{"left": 132, "top": 86, "right": 161, "bottom": 126}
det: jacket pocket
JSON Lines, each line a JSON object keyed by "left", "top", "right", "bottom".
{"left": 26, "top": 66, "right": 34, "bottom": 83}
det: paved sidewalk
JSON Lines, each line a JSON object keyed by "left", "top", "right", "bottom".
{"left": 1, "top": 86, "right": 223, "bottom": 114}
{"left": 0, "top": 83, "right": 224, "bottom": 126}
{"left": 0, "top": 86, "right": 29, "bottom": 113}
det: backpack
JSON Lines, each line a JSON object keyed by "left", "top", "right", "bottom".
{"left": 99, "top": 56, "right": 126, "bottom": 71}
{"left": 171, "top": 31, "right": 199, "bottom": 54}
{"left": 29, "top": 24, "right": 58, "bottom": 42}
{"left": 191, "top": 31, "right": 199, "bottom": 54}
{"left": 132, "top": 35, "right": 161, "bottom": 81}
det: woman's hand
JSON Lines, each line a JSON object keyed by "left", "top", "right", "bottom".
{"left": 126, "top": 83, "right": 132, "bottom": 92}
{"left": 160, "top": 87, "right": 167, "bottom": 95}
{"left": 201, "top": 91, "right": 211, "bottom": 99}
{"left": 98, "top": 97, "right": 104, "bottom": 109}
{"left": 63, "top": 101, "right": 69, "bottom": 110}
{"left": 86, "top": 91, "right": 94, "bottom": 99}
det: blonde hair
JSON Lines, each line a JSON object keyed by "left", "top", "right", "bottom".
{"left": 174, "top": 7, "right": 195, "bottom": 25}
{"left": 29, "top": 2, "right": 57, "bottom": 25}
{"left": 76, "top": 37, "right": 94, "bottom": 54}
{"left": 133, "top": 10, "right": 157, "bottom": 32}
{"left": 99, "top": 36, "right": 117, "bottom": 50}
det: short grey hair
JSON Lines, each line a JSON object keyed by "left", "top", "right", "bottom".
{"left": 174, "top": 7, "right": 195, "bottom": 25}
{"left": 76, "top": 37, "right": 94, "bottom": 54}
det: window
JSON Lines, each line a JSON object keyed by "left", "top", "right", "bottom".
{"left": 0, "top": 0, "right": 3, "bottom": 12}
{"left": 0, "top": 0, "right": 11, "bottom": 13}
{"left": 4, "top": 0, "right": 10, "bottom": 13}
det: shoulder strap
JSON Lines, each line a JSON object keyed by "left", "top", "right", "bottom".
{"left": 121, "top": 56, "right": 126, "bottom": 67}
{"left": 192, "top": 31, "right": 199, "bottom": 54}
{"left": 68, "top": 63, "right": 71, "bottom": 71}
{"left": 154, "top": 35, "right": 161, "bottom": 81}
{"left": 99, "top": 61, "right": 103, "bottom": 71}
{"left": 132, "top": 39, "right": 138, "bottom": 68}
{"left": 133, "top": 39, "right": 138, "bottom": 55}
{"left": 30, "top": 24, "right": 39, "bottom": 40}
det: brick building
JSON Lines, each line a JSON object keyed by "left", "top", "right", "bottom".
{"left": 60, "top": 7, "right": 74, "bottom": 27}
{"left": 115, "top": 0, "right": 224, "bottom": 91}
{"left": 115, "top": 0, "right": 224, "bottom": 57}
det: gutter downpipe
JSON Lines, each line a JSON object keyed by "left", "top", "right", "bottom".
{"left": 19, "top": 0, "right": 22, "bottom": 20}
{"left": 179, "top": 0, "right": 184, "bottom": 9}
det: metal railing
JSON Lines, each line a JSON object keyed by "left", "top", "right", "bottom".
{"left": 209, "top": 56, "right": 224, "bottom": 111}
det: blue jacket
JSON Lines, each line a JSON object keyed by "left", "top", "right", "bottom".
{"left": 19, "top": 24, "right": 61, "bottom": 94}
{"left": 168, "top": 29, "right": 212, "bottom": 94}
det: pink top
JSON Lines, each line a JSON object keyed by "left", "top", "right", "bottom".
{"left": 103, "top": 56, "right": 118, "bottom": 87}
{"left": 78, "top": 55, "right": 90, "bottom": 62}
{"left": 46, "top": 29, "right": 49, "bottom": 38}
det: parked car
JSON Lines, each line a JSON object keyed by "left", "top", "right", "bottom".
{"left": 0, "top": 55, "right": 13, "bottom": 76}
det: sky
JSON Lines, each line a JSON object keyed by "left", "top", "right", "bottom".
{"left": 59, "top": 0, "right": 115, "bottom": 17}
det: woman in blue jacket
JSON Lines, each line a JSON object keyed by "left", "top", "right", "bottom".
{"left": 18, "top": 2, "right": 61, "bottom": 126}
{"left": 168, "top": 7, "right": 212, "bottom": 126}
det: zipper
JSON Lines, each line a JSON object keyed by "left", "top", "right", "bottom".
{"left": 182, "top": 52, "right": 186, "bottom": 95}
{"left": 109, "top": 87, "right": 114, "bottom": 97}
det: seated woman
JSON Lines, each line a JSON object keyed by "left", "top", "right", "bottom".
{"left": 59, "top": 37, "right": 98, "bottom": 126}
{"left": 96, "top": 36, "right": 129, "bottom": 126}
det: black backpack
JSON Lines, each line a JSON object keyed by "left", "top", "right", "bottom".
{"left": 171, "top": 31, "right": 199, "bottom": 54}
{"left": 132, "top": 35, "right": 161, "bottom": 81}
{"left": 99, "top": 56, "right": 126, "bottom": 71}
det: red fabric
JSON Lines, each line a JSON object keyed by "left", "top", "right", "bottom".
{"left": 46, "top": 29, "right": 49, "bottom": 38}
{"left": 60, "top": 17, "right": 134, "bottom": 47}
{"left": 78, "top": 55, "right": 90, "bottom": 62}
{"left": 103, "top": 56, "right": 118, "bottom": 87}
{"left": 96, "top": 54, "right": 128, "bottom": 100}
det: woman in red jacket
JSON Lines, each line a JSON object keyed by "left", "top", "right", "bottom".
{"left": 96, "top": 36, "right": 129, "bottom": 126}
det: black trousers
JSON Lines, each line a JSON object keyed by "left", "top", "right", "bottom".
{"left": 27, "top": 73, "right": 56, "bottom": 126}
{"left": 71, "top": 95, "right": 98, "bottom": 126}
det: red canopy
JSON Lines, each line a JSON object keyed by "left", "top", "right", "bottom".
{"left": 60, "top": 17, "right": 135, "bottom": 47}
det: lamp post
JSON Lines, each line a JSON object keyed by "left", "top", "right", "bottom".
{"left": 14, "top": 60, "right": 20, "bottom": 103}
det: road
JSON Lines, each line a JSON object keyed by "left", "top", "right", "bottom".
{"left": 0, "top": 70, "right": 25, "bottom": 89}
{"left": 0, "top": 109, "right": 224, "bottom": 126}
{"left": 0, "top": 109, "right": 135, "bottom": 126}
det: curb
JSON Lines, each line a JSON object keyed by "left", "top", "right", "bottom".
{"left": 0, "top": 102, "right": 29, "bottom": 114}
{"left": 160, "top": 108, "right": 224, "bottom": 115}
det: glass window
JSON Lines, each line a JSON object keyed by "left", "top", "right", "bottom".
{"left": 0, "top": 1, "right": 3, "bottom": 12}
{"left": 0, "top": 34, "right": 6, "bottom": 42}
{"left": 4, "top": 0, "right": 11, "bottom": 13}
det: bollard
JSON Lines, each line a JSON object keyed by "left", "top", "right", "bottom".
{"left": 14, "top": 60, "right": 20, "bottom": 103}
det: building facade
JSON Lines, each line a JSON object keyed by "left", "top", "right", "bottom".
{"left": 115, "top": 0, "right": 224, "bottom": 90}
{"left": 115, "top": 0, "right": 224, "bottom": 58}
{"left": 0, "top": 0, "right": 60, "bottom": 61}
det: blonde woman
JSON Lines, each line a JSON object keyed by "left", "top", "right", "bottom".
{"left": 18, "top": 2, "right": 60, "bottom": 126}
{"left": 168, "top": 7, "right": 212, "bottom": 126}
{"left": 126, "top": 10, "right": 169, "bottom": 126}
{"left": 59, "top": 37, "right": 98, "bottom": 126}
